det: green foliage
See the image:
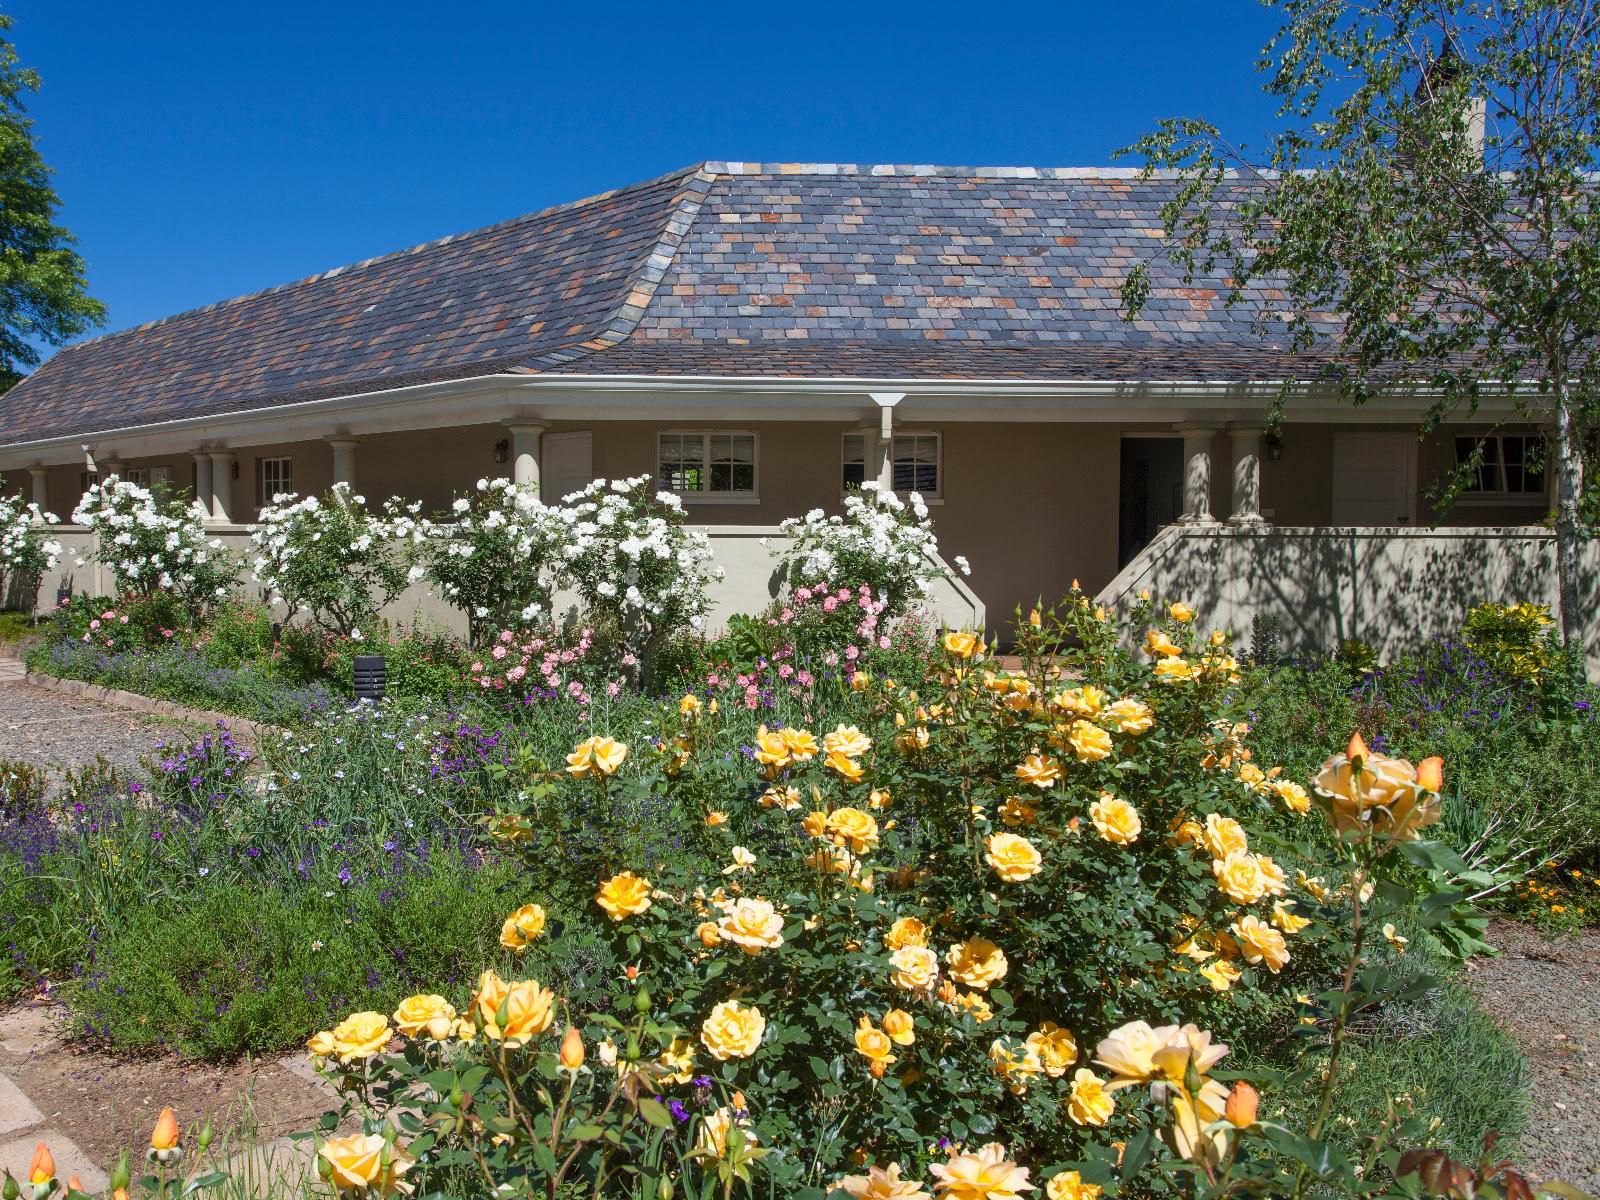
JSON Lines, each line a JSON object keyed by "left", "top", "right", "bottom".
{"left": 70, "top": 852, "right": 521, "bottom": 1059}
{"left": 0, "top": 755, "right": 46, "bottom": 820}
{"left": 0, "top": 12, "right": 105, "bottom": 390}
{"left": 1460, "top": 602, "right": 1561, "bottom": 683}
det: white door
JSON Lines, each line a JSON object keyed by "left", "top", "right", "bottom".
{"left": 541, "top": 431, "right": 593, "bottom": 504}
{"left": 1330, "top": 433, "right": 1417, "bottom": 526}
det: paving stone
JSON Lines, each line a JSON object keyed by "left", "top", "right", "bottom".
{"left": 0, "top": 1007, "right": 63, "bottom": 1057}
{"left": 0, "top": 1072, "right": 43, "bottom": 1136}
{"left": 0, "top": 1131, "right": 108, "bottom": 1191}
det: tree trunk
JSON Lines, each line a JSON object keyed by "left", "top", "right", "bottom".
{"left": 1551, "top": 374, "right": 1585, "bottom": 647}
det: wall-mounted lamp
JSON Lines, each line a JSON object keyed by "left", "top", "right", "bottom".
{"left": 1265, "top": 430, "right": 1285, "bottom": 461}
{"left": 231, "top": 460, "right": 241, "bottom": 479}
{"left": 493, "top": 438, "right": 510, "bottom": 465}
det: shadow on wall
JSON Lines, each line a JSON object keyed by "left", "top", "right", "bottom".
{"left": 1098, "top": 527, "right": 1600, "bottom": 674}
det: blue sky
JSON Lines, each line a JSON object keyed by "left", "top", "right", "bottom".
{"left": 14, "top": 1, "right": 1284, "bottom": 353}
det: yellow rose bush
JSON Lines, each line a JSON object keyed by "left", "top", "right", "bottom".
{"left": 281, "top": 592, "right": 1498, "bottom": 1200}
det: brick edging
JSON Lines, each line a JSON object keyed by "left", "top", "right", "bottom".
{"left": 21, "top": 669, "right": 274, "bottom": 742}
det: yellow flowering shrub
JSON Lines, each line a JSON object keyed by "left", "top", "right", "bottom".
{"left": 288, "top": 593, "right": 1490, "bottom": 1199}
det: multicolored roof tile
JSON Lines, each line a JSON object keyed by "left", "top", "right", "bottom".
{"left": 0, "top": 162, "right": 1340, "bottom": 444}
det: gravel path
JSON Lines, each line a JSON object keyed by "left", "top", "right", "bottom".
{"left": 1464, "top": 919, "right": 1600, "bottom": 1192}
{"left": 0, "top": 680, "right": 199, "bottom": 783}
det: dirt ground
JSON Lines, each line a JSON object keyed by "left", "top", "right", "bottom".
{"left": 1464, "top": 919, "right": 1600, "bottom": 1192}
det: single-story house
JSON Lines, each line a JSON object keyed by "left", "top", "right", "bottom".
{"left": 1, "top": 162, "right": 1587, "bottom": 654}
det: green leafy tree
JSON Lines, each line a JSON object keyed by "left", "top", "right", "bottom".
{"left": 0, "top": 12, "right": 103, "bottom": 391}
{"left": 1121, "top": 0, "right": 1600, "bottom": 645}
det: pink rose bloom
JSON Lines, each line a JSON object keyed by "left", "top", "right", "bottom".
{"left": 578, "top": 693, "right": 591, "bottom": 705}
{"left": 879, "top": 636, "right": 891, "bottom": 649}
{"left": 824, "top": 652, "right": 839, "bottom": 667}
{"left": 795, "top": 587, "right": 812, "bottom": 601}
{"left": 797, "top": 670, "right": 814, "bottom": 687}
{"left": 561, "top": 650, "right": 576, "bottom": 664}
{"left": 101, "top": 611, "right": 116, "bottom": 620}
{"left": 780, "top": 609, "right": 794, "bottom": 623}
{"left": 120, "top": 616, "right": 129, "bottom": 624}
{"left": 491, "top": 645, "right": 508, "bottom": 660}
{"left": 498, "top": 630, "right": 514, "bottom": 644}
{"left": 507, "top": 665, "right": 527, "bottom": 682}
{"left": 607, "top": 681, "right": 621, "bottom": 696}
{"left": 778, "top": 664, "right": 794, "bottom": 679}
{"left": 622, "top": 653, "right": 638, "bottom": 667}
{"left": 823, "top": 597, "right": 838, "bottom": 612}
{"left": 844, "top": 645, "right": 859, "bottom": 660}
{"left": 89, "top": 619, "right": 101, "bottom": 630}
{"left": 568, "top": 680, "right": 583, "bottom": 695}
{"left": 838, "top": 588, "right": 851, "bottom": 601}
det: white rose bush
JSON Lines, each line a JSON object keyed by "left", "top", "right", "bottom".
{"left": 71, "top": 477, "right": 234, "bottom": 609}
{"left": 249, "top": 483, "right": 421, "bottom": 638}
{"left": 0, "top": 480, "right": 60, "bottom": 607}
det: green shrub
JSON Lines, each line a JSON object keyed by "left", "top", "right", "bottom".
{"left": 1461, "top": 601, "right": 1560, "bottom": 682}
{"left": 68, "top": 852, "right": 524, "bottom": 1059}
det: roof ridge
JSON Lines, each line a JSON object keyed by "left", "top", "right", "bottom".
{"left": 49, "top": 162, "right": 710, "bottom": 359}
{"left": 521, "top": 166, "right": 721, "bottom": 371}
{"left": 698, "top": 163, "right": 1225, "bottom": 179}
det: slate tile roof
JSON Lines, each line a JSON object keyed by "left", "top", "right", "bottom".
{"left": 0, "top": 162, "right": 1342, "bottom": 445}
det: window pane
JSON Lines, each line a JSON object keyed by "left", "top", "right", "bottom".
{"left": 892, "top": 435, "right": 939, "bottom": 495}
{"left": 659, "top": 435, "right": 704, "bottom": 493}
{"left": 731, "top": 463, "right": 755, "bottom": 492}
{"left": 709, "top": 463, "right": 731, "bottom": 491}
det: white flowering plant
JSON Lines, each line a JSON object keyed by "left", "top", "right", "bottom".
{"left": 418, "top": 478, "right": 570, "bottom": 646}
{"left": 72, "top": 477, "right": 235, "bottom": 610}
{"left": 776, "top": 485, "right": 965, "bottom": 621}
{"left": 556, "top": 476, "right": 721, "bottom": 684}
{"left": 0, "top": 480, "right": 60, "bottom": 608}
{"left": 249, "top": 483, "right": 420, "bottom": 638}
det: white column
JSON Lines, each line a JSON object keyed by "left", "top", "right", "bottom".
{"left": 192, "top": 455, "right": 214, "bottom": 520}
{"left": 328, "top": 439, "right": 360, "bottom": 488}
{"left": 869, "top": 392, "right": 904, "bottom": 491}
{"left": 506, "top": 423, "right": 546, "bottom": 490}
{"left": 28, "top": 469, "right": 49, "bottom": 519}
{"left": 1227, "top": 426, "right": 1266, "bottom": 525}
{"left": 208, "top": 451, "right": 236, "bottom": 524}
{"left": 1176, "top": 425, "right": 1220, "bottom": 525}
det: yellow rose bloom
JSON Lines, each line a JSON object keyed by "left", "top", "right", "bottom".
{"left": 1199, "top": 959, "right": 1241, "bottom": 992}
{"left": 889, "top": 945, "right": 940, "bottom": 994}
{"left": 802, "top": 809, "right": 830, "bottom": 838}
{"left": 884, "top": 916, "right": 930, "bottom": 950}
{"left": 1212, "top": 851, "right": 1269, "bottom": 904}
{"left": 1026, "top": 1022, "right": 1078, "bottom": 1077}
{"left": 1047, "top": 1170, "right": 1103, "bottom": 1200}
{"left": 868, "top": 788, "right": 893, "bottom": 810}
{"left": 1271, "top": 900, "right": 1311, "bottom": 934}
{"left": 392, "top": 994, "right": 457, "bottom": 1041}
{"left": 1271, "top": 779, "right": 1311, "bottom": 814}
{"left": 329, "top": 1011, "right": 392, "bottom": 1063}
{"left": 1099, "top": 697, "right": 1155, "bottom": 734}
{"left": 472, "top": 972, "right": 556, "bottom": 1047}
{"left": 881, "top": 1008, "right": 916, "bottom": 1046}
{"left": 1237, "top": 762, "right": 1267, "bottom": 790}
{"left": 696, "top": 920, "right": 723, "bottom": 947}
{"left": 983, "top": 831, "right": 1043, "bottom": 883}
{"left": 942, "top": 630, "right": 982, "bottom": 660}
{"left": 928, "top": 1142, "right": 1032, "bottom": 1200}
{"left": 717, "top": 898, "right": 786, "bottom": 954}
{"left": 1198, "top": 814, "right": 1248, "bottom": 860}
{"left": 1168, "top": 602, "right": 1196, "bottom": 623}
{"left": 753, "top": 724, "right": 793, "bottom": 770}
{"left": 700, "top": 999, "right": 766, "bottom": 1061}
{"left": 954, "top": 990, "right": 995, "bottom": 1023}
{"left": 1256, "top": 854, "right": 1289, "bottom": 896}
{"left": 1089, "top": 795, "right": 1141, "bottom": 846}
{"left": 1230, "top": 915, "right": 1290, "bottom": 972}
{"left": 988, "top": 1037, "right": 1044, "bottom": 1095}
{"left": 1050, "top": 685, "right": 1107, "bottom": 717}
{"left": 566, "top": 734, "right": 627, "bottom": 778}
{"left": 781, "top": 727, "right": 820, "bottom": 761}
{"left": 997, "top": 796, "right": 1038, "bottom": 826}
{"left": 824, "top": 724, "right": 874, "bottom": 758}
{"left": 658, "top": 1036, "right": 697, "bottom": 1085}
{"left": 695, "top": 1106, "right": 758, "bottom": 1158}
{"left": 1067, "top": 719, "right": 1113, "bottom": 762}
{"left": 306, "top": 1028, "right": 337, "bottom": 1058}
{"left": 945, "top": 937, "right": 1009, "bottom": 990}
{"left": 596, "top": 871, "right": 652, "bottom": 921}
{"left": 1144, "top": 629, "right": 1183, "bottom": 658}
{"left": 1153, "top": 656, "right": 1198, "bottom": 682}
{"left": 855, "top": 1017, "right": 898, "bottom": 1076}
{"left": 826, "top": 751, "right": 866, "bottom": 783}
{"left": 499, "top": 903, "right": 547, "bottom": 951}
{"left": 1014, "top": 753, "right": 1062, "bottom": 789}
{"left": 679, "top": 694, "right": 702, "bottom": 716}
{"left": 837, "top": 1162, "right": 931, "bottom": 1200}
{"left": 317, "top": 1134, "right": 413, "bottom": 1196}
{"left": 827, "top": 807, "right": 881, "bottom": 853}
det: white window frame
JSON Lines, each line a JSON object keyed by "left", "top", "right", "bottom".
{"left": 656, "top": 430, "right": 759, "bottom": 504}
{"left": 1453, "top": 433, "right": 1548, "bottom": 503}
{"left": 842, "top": 428, "right": 944, "bottom": 502}
{"left": 258, "top": 456, "right": 294, "bottom": 508}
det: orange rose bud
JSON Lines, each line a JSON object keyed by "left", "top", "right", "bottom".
{"left": 731, "top": 1090, "right": 747, "bottom": 1111}
{"left": 151, "top": 1107, "right": 181, "bottom": 1150}
{"left": 29, "top": 1141, "right": 55, "bottom": 1184}
{"left": 1224, "top": 1081, "right": 1259, "bottom": 1127}
{"left": 114, "top": 1191, "right": 131, "bottom": 1200}
{"left": 1416, "top": 756, "right": 1444, "bottom": 793}
{"left": 1345, "top": 732, "right": 1370, "bottom": 763}
{"left": 559, "top": 1026, "right": 585, "bottom": 1071}
{"left": 67, "top": 1176, "right": 84, "bottom": 1193}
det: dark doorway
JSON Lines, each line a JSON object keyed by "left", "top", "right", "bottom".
{"left": 1118, "top": 437, "right": 1184, "bottom": 567}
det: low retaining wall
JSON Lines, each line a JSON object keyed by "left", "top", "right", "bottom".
{"left": 29, "top": 525, "right": 985, "bottom": 637}
{"left": 1096, "top": 524, "right": 1600, "bottom": 674}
